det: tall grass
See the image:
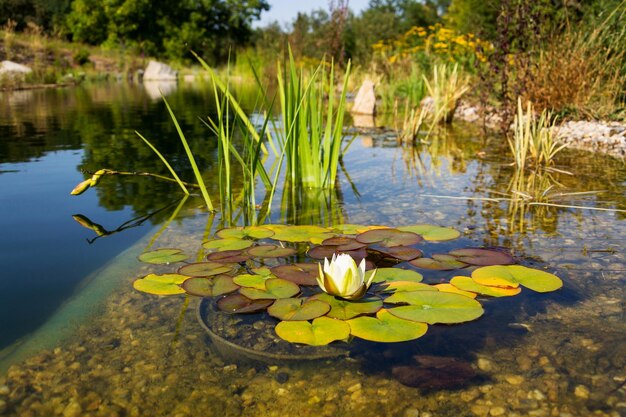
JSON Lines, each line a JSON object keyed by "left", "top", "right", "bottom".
{"left": 423, "top": 63, "right": 469, "bottom": 125}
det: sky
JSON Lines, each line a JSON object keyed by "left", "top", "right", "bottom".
{"left": 255, "top": 0, "right": 371, "bottom": 28}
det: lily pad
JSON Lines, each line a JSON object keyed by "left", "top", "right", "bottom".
{"left": 267, "top": 298, "right": 331, "bottom": 321}
{"left": 307, "top": 245, "right": 368, "bottom": 263}
{"left": 471, "top": 265, "right": 563, "bottom": 293}
{"left": 449, "top": 276, "right": 521, "bottom": 297}
{"left": 202, "top": 238, "right": 253, "bottom": 252}
{"left": 138, "top": 249, "right": 188, "bottom": 264}
{"left": 356, "top": 228, "right": 423, "bottom": 247}
{"left": 434, "top": 283, "right": 477, "bottom": 299}
{"left": 233, "top": 274, "right": 271, "bottom": 290}
{"left": 321, "top": 236, "right": 367, "bottom": 251}
{"left": 251, "top": 267, "right": 273, "bottom": 277}
{"left": 386, "top": 291, "right": 484, "bottom": 324}
{"left": 397, "top": 224, "right": 461, "bottom": 241}
{"left": 133, "top": 273, "right": 187, "bottom": 295}
{"left": 448, "top": 248, "right": 515, "bottom": 266}
{"left": 275, "top": 316, "right": 351, "bottom": 346}
{"left": 239, "top": 278, "right": 301, "bottom": 300}
{"left": 269, "top": 225, "right": 334, "bottom": 243}
{"left": 348, "top": 309, "right": 428, "bottom": 343}
{"left": 368, "top": 268, "right": 423, "bottom": 283}
{"left": 206, "top": 250, "right": 252, "bottom": 263}
{"left": 178, "top": 262, "right": 234, "bottom": 277}
{"left": 217, "top": 294, "right": 273, "bottom": 313}
{"left": 380, "top": 246, "right": 423, "bottom": 261}
{"left": 383, "top": 281, "right": 434, "bottom": 293}
{"left": 247, "top": 244, "right": 297, "bottom": 258}
{"left": 310, "top": 293, "right": 383, "bottom": 320}
{"left": 216, "top": 226, "right": 274, "bottom": 240}
{"left": 270, "top": 263, "right": 319, "bottom": 286}
{"left": 182, "top": 275, "right": 239, "bottom": 297}
{"left": 409, "top": 254, "right": 468, "bottom": 270}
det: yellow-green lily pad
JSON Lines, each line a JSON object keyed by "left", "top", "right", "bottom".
{"left": 202, "top": 238, "right": 253, "bottom": 252}
{"left": 178, "top": 262, "right": 234, "bottom": 277}
{"left": 269, "top": 225, "right": 334, "bottom": 243}
{"left": 448, "top": 248, "right": 514, "bottom": 266}
{"left": 348, "top": 309, "right": 428, "bottom": 342}
{"left": 233, "top": 273, "right": 271, "bottom": 290}
{"left": 450, "top": 276, "right": 521, "bottom": 297}
{"left": 386, "top": 291, "right": 484, "bottom": 324}
{"left": 138, "top": 248, "right": 188, "bottom": 264}
{"left": 247, "top": 244, "right": 297, "bottom": 258}
{"left": 275, "top": 316, "right": 351, "bottom": 346}
{"left": 397, "top": 224, "right": 461, "bottom": 241}
{"left": 434, "top": 283, "right": 477, "bottom": 298}
{"left": 267, "top": 298, "right": 331, "bottom": 321}
{"left": 216, "top": 226, "right": 275, "bottom": 240}
{"left": 239, "top": 278, "right": 300, "bottom": 300}
{"left": 133, "top": 273, "right": 187, "bottom": 295}
{"left": 206, "top": 250, "right": 252, "bottom": 263}
{"left": 368, "top": 268, "right": 423, "bottom": 283}
{"left": 383, "top": 281, "right": 434, "bottom": 293}
{"left": 471, "top": 265, "right": 563, "bottom": 293}
{"left": 310, "top": 293, "right": 383, "bottom": 320}
{"left": 182, "top": 275, "right": 239, "bottom": 297}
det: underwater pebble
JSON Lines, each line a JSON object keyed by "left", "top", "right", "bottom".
{"left": 471, "top": 404, "right": 490, "bottom": 416}
{"left": 489, "top": 406, "right": 506, "bottom": 416}
{"left": 478, "top": 358, "right": 494, "bottom": 372}
{"left": 404, "top": 408, "right": 419, "bottom": 417}
{"left": 574, "top": 385, "right": 590, "bottom": 399}
{"left": 0, "top": 399, "right": 6, "bottom": 413}
{"left": 505, "top": 375, "right": 525, "bottom": 385}
{"left": 0, "top": 386, "right": 8, "bottom": 396}
{"left": 347, "top": 383, "right": 362, "bottom": 393}
{"left": 62, "top": 399, "right": 82, "bottom": 417}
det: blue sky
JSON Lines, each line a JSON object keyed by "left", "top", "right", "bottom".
{"left": 256, "top": 0, "right": 371, "bottom": 28}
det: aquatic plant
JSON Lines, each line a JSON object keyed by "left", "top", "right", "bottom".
{"left": 423, "top": 64, "right": 469, "bottom": 125}
{"left": 134, "top": 223, "right": 563, "bottom": 346}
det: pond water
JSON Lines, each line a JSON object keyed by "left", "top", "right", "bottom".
{"left": 0, "top": 82, "right": 624, "bottom": 417}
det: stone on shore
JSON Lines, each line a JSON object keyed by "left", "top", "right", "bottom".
{"left": 351, "top": 80, "right": 376, "bottom": 115}
{"left": 143, "top": 61, "right": 178, "bottom": 81}
{"left": 0, "top": 60, "right": 32, "bottom": 77}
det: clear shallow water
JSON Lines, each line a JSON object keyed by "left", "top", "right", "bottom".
{"left": 0, "top": 83, "right": 625, "bottom": 417}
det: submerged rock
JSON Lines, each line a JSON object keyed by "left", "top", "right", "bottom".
{"left": 392, "top": 355, "right": 475, "bottom": 389}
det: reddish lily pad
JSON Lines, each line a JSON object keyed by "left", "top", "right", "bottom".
{"left": 321, "top": 236, "right": 367, "bottom": 251}
{"left": 203, "top": 238, "right": 253, "bottom": 251}
{"left": 356, "top": 228, "right": 423, "bottom": 247}
{"left": 275, "top": 316, "right": 351, "bottom": 346}
{"left": 270, "top": 263, "right": 319, "bottom": 286}
{"left": 239, "top": 278, "right": 301, "bottom": 299}
{"left": 206, "top": 250, "right": 252, "bottom": 263}
{"left": 182, "top": 275, "right": 239, "bottom": 297}
{"left": 133, "top": 273, "right": 187, "bottom": 295}
{"left": 368, "top": 268, "right": 423, "bottom": 283}
{"left": 247, "top": 244, "right": 297, "bottom": 258}
{"left": 310, "top": 293, "right": 383, "bottom": 320}
{"left": 138, "top": 248, "right": 188, "bottom": 264}
{"left": 308, "top": 245, "right": 368, "bottom": 263}
{"left": 178, "top": 262, "right": 234, "bottom": 277}
{"left": 216, "top": 226, "right": 274, "bottom": 240}
{"left": 217, "top": 294, "right": 273, "bottom": 313}
{"left": 397, "top": 224, "right": 461, "bottom": 241}
{"left": 449, "top": 276, "right": 521, "bottom": 297}
{"left": 267, "top": 298, "right": 331, "bottom": 321}
{"left": 380, "top": 246, "right": 423, "bottom": 261}
{"left": 448, "top": 248, "right": 515, "bottom": 266}
{"left": 471, "top": 265, "right": 563, "bottom": 293}
{"left": 348, "top": 309, "right": 428, "bottom": 343}
{"left": 386, "top": 290, "right": 484, "bottom": 324}
{"left": 409, "top": 254, "right": 468, "bottom": 270}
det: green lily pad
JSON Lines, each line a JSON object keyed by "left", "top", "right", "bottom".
{"left": 310, "top": 293, "right": 383, "bottom": 320}
{"left": 348, "top": 309, "right": 428, "bottom": 343}
{"left": 386, "top": 291, "right": 484, "bottom": 324}
{"left": 383, "top": 281, "right": 434, "bottom": 293}
{"left": 397, "top": 224, "right": 461, "bottom": 241}
{"left": 133, "top": 273, "right": 187, "bottom": 295}
{"left": 409, "top": 255, "right": 468, "bottom": 270}
{"left": 448, "top": 248, "right": 515, "bottom": 266}
{"left": 178, "top": 262, "right": 234, "bottom": 277}
{"left": 138, "top": 249, "right": 188, "bottom": 264}
{"left": 270, "top": 263, "right": 319, "bottom": 286}
{"left": 269, "top": 225, "right": 334, "bottom": 243}
{"left": 251, "top": 267, "right": 274, "bottom": 277}
{"left": 449, "top": 276, "right": 521, "bottom": 297}
{"left": 267, "top": 298, "right": 331, "bottom": 321}
{"left": 368, "top": 268, "right": 423, "bottom": 283}
{"left": 216, "top": 226, "right": 274, "bottom": 240}
{"left": 206, "top": 250, "right": 252, "bottom": 263}
{"left": 332, "top": 224, "right": 371, "bottom": 235}
{"left": 202, "top": 238, "right": 253, "bottom": 252}
{"left": 380, "top": 246, "right": 423, "bottom": 261}
{"left": 217, "top": 294, "right": 274, "bottom": 313}
{"left": 247, "top": 244, "right": 297, "bottom": 258}
{"left": 433, "top": 283, "right": 477, "bottom": 298}
{"left": 275, "top": 316, "right": 351, "bottom": 346}
{"left": 239, "top": 278, "right": 301, "bottom": 300}
{"left": 356, "top": 228, "right": 423, "bottom": 247}
{"left": 181, "top": 275, "right": 239, "bottom": 297}
{"left": 471, "top": 265, "right": 563, "bottom": 293}
{"left": 233, "top": 274, "right": 271, "bottom": 290}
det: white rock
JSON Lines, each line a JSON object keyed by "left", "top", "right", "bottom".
{"left": 351, "top": 80, "right": 376, "bottom": 115}
{"left": 0, "top": 60, "right": 32, "bottom": 75}
{"left": 143, "top": 61, "right": 178, "bottom": 81}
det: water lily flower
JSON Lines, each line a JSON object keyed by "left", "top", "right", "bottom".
{"left": 317, "top": 253, "right": 376, "bottom": 300}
